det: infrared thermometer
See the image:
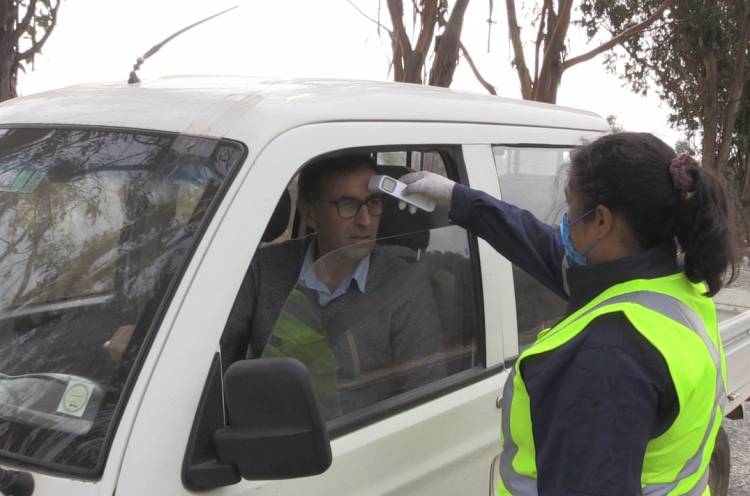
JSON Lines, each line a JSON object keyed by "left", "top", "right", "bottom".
{"left": 368, "top": 175, "right": 436, "bottom": 213}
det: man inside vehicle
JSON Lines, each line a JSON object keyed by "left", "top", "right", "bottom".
{"left": 220, "top": 153, "right": 444, "bottom": 417}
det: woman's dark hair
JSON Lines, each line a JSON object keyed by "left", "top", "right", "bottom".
{"left": 568, "top": 132, "right": 738, "bottom": 296}
{"left": 298, "top": 153, "right": 377, "bottom": 202}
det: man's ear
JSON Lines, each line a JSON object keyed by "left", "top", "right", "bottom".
{"left": 299, "top": 200, "right": 318, "bottom": 231}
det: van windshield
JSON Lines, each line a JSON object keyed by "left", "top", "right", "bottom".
{"left": 0, "top": 127, "right": 243, "bottom": 476}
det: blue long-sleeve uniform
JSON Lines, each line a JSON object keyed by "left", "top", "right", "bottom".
{"left": 450, "top": 184, "right": 680, "bottom": 496}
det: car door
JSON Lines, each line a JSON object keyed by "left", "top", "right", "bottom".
{"left": 114, "top": 121, "right": 526, "bottom": 496}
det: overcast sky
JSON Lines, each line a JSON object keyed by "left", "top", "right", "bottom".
{"left": 18, "top": 0, "right": 682, "bottom": 146}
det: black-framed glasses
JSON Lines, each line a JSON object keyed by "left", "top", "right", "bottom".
{"left": 327, "top": 194, "right": 384, "bottom": 219}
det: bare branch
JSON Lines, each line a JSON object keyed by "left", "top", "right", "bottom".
{"left": 16, "top": 0, "right": 60, "bottom": 64}
{"left": 12, "top": 0, "right": 37, "bottom": 39}
{"left": 534, "top": 0, "right": 551, "bottom": 84}
{"left": 347, "top": 0, "right": 393, "bottom": 34}
{"left": 460, "top": 41, "right": 496, "bottom": 95}
{"left": 562, "top": 0, "right": 671, "bottom": 71}
{"left": 505, "top": 0, "right": 533, "bottom": 99}
{"left": 412, "top": 0, "right": 439, "bottom": 60}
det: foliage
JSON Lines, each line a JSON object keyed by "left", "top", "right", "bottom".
{"left": 0, "top": 0, "right": 61, "bottom": 101}
{"left": 580, "top": 1, "right": 749, "bottom": 171}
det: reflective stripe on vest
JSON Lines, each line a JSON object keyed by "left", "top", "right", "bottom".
{"left": 499, "top": 289, "right": 725, "bottom": 496}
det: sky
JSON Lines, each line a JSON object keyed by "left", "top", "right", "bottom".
{"left": 17, "top": 0, "right": 682, "bottom": 146}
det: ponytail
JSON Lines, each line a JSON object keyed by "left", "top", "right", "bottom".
{"left": 673, "top": 163, "right": 738, "bottom": 296}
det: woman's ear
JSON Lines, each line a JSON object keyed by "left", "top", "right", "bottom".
{"left": 594, "top": 204, "right": 615, "bottom": 239}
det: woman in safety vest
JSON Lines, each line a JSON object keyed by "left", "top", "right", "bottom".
{"left": 402, "top": 132, "right": 738, "bottom": 495}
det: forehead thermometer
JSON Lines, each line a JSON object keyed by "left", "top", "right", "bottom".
{"left": 369, "top": 175, "right": 436, "bottom": 213}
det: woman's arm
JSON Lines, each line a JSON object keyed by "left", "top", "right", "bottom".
{"left": 449, "top": 184, "right": 567, "bottom": 299}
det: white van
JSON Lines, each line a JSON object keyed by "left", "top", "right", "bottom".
{"left": 0, "top": 77, "right": 747, "bottom": 496}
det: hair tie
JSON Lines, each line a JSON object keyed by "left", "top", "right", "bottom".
{"left": 668, "top": 154, "right": 697, "bottom": 194}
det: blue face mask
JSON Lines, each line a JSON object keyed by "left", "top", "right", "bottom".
{"left": 560, "top": 208, "right": 598, "bottom": 266}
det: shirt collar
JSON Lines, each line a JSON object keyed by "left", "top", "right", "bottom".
{"left": 298, "top": 240, "right": 370, "bottom": 306}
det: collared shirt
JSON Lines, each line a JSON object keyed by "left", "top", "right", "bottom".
{"left": 298, "top": 241, "right": 370, "bottom": 306}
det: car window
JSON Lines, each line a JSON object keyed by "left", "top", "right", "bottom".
{"left": 221, "top": 147, "right": 482, "bottom": 426}
{"left": 492, "top": 146, "right": 571, "bottom": 349}
{"left": 0, "top": 127, "right": 244, "bottom": 476}
{"left": 261, "top": 225, "right": 478, "bottom": 421}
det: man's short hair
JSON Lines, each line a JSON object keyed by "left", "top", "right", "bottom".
{"left": 298, "top": 153, "right": 377, "bottom": 202}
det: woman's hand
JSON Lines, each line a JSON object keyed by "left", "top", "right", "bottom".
{"left": 400, "top": 171, "right": 456, "bottom": 208}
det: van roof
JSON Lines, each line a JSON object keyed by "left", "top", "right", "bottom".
{"left": 0, "top": 76, "right": 608, "bottom": 139}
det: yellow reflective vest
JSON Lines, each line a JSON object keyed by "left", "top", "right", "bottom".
{"left": 498, "top": 273, "right": 727, "bottom": 495}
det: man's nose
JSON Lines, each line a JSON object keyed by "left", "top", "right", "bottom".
{"left": 353, "top": 204, "right": 372, "bottom": 226}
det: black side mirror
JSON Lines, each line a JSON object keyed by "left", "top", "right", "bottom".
{"left": 214, "top": 358, "right": 332, "bottom": 480}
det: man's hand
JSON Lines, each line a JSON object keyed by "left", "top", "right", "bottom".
{"left": 104, "top": 325, "right": 135, "bottom": 363}
{"left": 400, "top": 171, "right": 456, "bottom": 208}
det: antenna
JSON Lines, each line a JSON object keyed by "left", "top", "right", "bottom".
{"left": 128, "top": 6, "right": 238, "bottom": 84}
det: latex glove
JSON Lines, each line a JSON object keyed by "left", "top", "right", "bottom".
{"left": 400, "top": 171, "right": 456, "bottom": 208}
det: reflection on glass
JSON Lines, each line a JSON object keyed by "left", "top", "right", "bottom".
{"left": 261, "top": 226, "right": 479, "bottom": 421}
{"left": 492, "top": 146, "right": 570, "bottom": 349}
{"left": 0, "top": 128, "right": 242, "bottom": 474}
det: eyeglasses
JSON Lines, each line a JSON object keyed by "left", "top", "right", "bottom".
{"left": 326, "top": 194, "right": 384, "bottom": 219}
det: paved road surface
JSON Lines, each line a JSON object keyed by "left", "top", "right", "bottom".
{"left": 726, "top": 404, "right": 750, "bottom": 496}
{"left": 727, "top": 265, "right": 750, "bottom": 495}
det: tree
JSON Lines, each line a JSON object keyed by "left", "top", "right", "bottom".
{"left": 581, "top": 1, "right": 750, "bottom": 175}
{"left": 504, "top": 0, "right": 671, "bottom": 103}
{"left": 606, "top": 114, "right": 624, "bottom": 134}
{"left": 674, "top": 139, "right": 695, "bottom": 156}
{"left": 0, "top": 0, "right": 60, "bottom": 102}
{"left": 348, "top": 0, "right": 497, "bottom": 94}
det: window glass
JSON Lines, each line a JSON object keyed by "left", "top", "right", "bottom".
{"left": 376, "top": 151, "right": 407, "bottom": 167}
{"left": 0, "top": 128, "right": 243, "bottom": 475}
{"left": 492, "top": 146, "right": 571, "bottom": 348}
{"left": 223, "top": 148, "right": 480, "bottom": 423}
{"left": 261, "top": 225, "right": 478, "bottom": 421}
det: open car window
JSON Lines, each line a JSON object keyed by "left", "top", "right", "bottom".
{"left": 260, "top": 224, "right": 479, "bottom": 422}
{"left": 0, "top": 127, "right": 243, "bottom": 476}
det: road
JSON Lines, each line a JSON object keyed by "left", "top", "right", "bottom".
{"left": 727, "top": 404, "right": 750, "bottom": 496}
{"left": 727, "top": 264, "right": 750, "bottom": 496}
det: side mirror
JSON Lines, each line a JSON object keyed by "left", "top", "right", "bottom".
{"left": 214, "top": 358, "right": 332, "bottom": 480}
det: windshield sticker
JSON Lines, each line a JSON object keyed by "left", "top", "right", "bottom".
{"left": 0, "top": 167, "right": 46, "bottom": 193}
{"left": 56, "top": 380, "right": 93, "bottom": 418}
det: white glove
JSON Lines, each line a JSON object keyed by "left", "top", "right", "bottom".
{"left": 400, "top": 171, "right": 456, "bottom": 208}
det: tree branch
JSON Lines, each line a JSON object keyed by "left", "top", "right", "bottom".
{"left": 347, "top": 0, "right": 393, "bottom": 34}
{"left": 12, "top": 0, "right": 37, "bottom": 39}
{"left": 460, "top": 41, "right": 496, "bottom": 94}
{"left": 413, "top": 0, "right": 438, "bottom": 61}
{"left": 505, "top": 0, "right": 533, "bottom": 98}
{"left": 562, "top": 0, "right": 671, "bottom": 71}
{"left": 16, "top": 0, "right": 60, "bottom": 64}
{"left": 534, "top": 0, "right": 551, "bottom": 83}
{"left": 536, "top": 0, "right": 572, "bottom": 80}
{"left": 429, "top": 0, "right": 470, "bottom": 88}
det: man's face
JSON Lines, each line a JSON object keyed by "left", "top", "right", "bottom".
{"left": 303, "top": 165, "right": 381, "bottom": 262}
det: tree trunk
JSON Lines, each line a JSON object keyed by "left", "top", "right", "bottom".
{"left": 428, "top": 0, "right": 470, "bottom": 87}
{"left": 0, "top": 0, "right": 18, "bottom": 102}
{"left": 701, "top": 50, "right": 720, "bottom": 170}
{"left": 716, "top": 8, "right": 750, "bottom": 175}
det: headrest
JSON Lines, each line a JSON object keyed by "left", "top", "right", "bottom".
{"left": 262, "top": 189, "right": 291, "bottom": 243}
